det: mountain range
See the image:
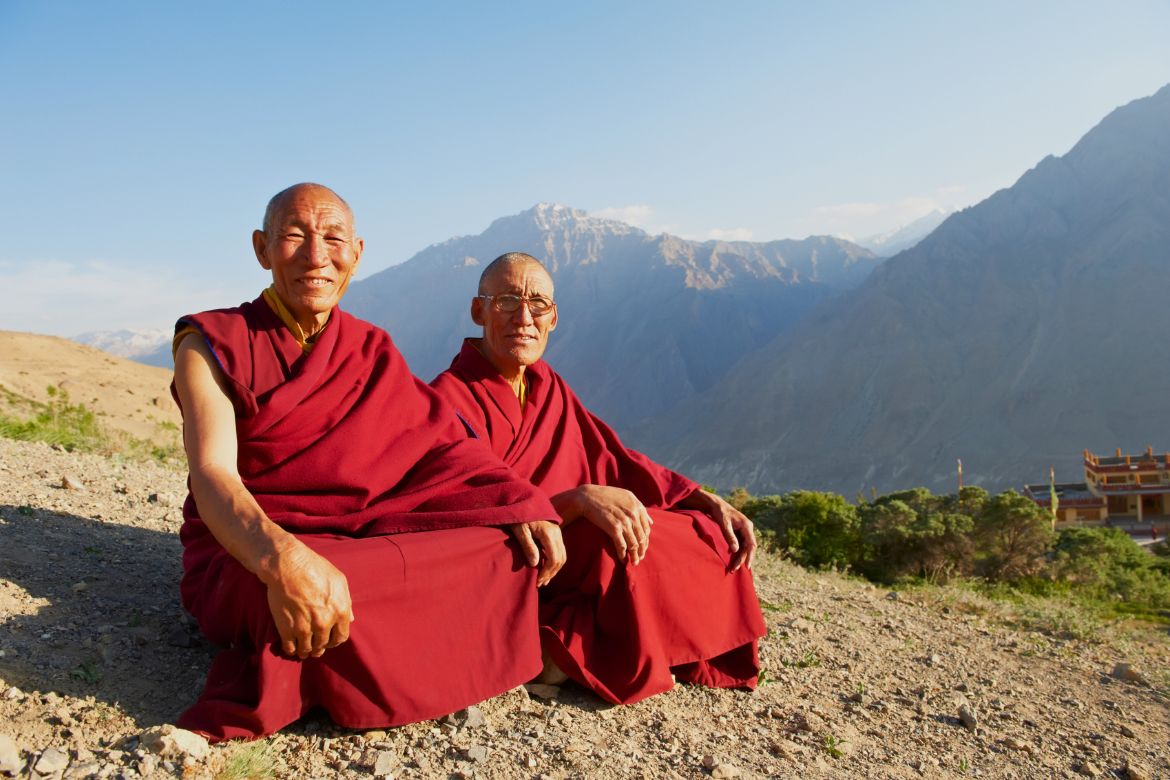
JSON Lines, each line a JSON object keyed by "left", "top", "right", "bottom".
{"left": 634, "top": 83, "right": 1170, "bottom": 494}
{"left": 69, "top": 83, "right": 1170, "bottom": 496}
{"left": 343, "top": 207, "right": 881, "bottom": 429}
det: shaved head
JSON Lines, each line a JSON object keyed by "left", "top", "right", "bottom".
{"left": 263, "top": 183, "right": 353, "bottom": 234}
{"left": 478, "top": 252, "right": 553, "bottom": 295}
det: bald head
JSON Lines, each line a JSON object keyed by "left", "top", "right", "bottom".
{"left": 478, "top": 252, "right": 553, "bottom": 296}
{"left": 263, "top": 183, "right": 354, "bottom": 235}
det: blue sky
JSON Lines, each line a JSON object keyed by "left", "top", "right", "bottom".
{"left": 2, "top": 1, "right": 1168, "bottom": 336}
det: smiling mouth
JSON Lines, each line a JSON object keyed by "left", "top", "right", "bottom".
{"left": 299, "top": 278, "right": 334, "bottom": 288}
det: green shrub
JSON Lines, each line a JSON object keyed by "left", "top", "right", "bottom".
{"left": 0, "top": 386, "right": 109, "bottom": 452}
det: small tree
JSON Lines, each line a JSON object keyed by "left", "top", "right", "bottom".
{"left": 858, "top": 497, "right": 974, "bottom": 583}
{"left": 726, "top": 486, "right": 752, "bottom": 511}
{"left": 973, "top": 490, "right": 1054, "bottom": 581}
{"left": 770, "top": 491, "right": 860, "bottom": 569}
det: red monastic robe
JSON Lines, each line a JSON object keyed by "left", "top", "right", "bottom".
{"left": 173, "top": 299, "right": 558, "bottom": 741}
{"left": 432, "top": 340, "right": 767, "bottom": 704}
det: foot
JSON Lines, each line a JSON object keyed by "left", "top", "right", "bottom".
{"left": 534, "top": 650, "right": 569, "bottom": 685}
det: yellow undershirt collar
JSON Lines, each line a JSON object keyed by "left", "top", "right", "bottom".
{"left": 262, "top": 286, "right": 327, "bottom": 353}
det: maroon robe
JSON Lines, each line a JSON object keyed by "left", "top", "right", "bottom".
{"left": 173, "top": 298, "right": 558, "bottom": 741}
{"left": 432, "top": 340, "right": 766, "bottom": 704}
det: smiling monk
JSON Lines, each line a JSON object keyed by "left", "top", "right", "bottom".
{"left": 171, "top": 187, "right": 564, "bottom": 740}
{"left": 431, "top": 252, "right": 766, "bottom": 704}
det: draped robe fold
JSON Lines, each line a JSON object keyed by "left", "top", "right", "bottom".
{"left": 173, "top": 299, "right": 558, "bottom": 741}
{"left": 431, "top": 340, "right": 767, "bottom": 704}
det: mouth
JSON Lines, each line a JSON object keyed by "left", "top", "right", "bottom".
{"left": 298, "top": 277, "right": 335, "bottom": 289}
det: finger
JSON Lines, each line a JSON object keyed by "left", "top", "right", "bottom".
{"left": 608, "top": 523, "right": 628, "bottom": 561}
{"left": 310, "top": 625, "right": 331, "bottom": 657}
{"left": 549, "top": 530, "right": 567, "bottom": 579}
{"left": 636, "top": 507, "right": 653, "bottom": 560}
{"left": 720, "top": 516, "right": 740, "bottom": 553}
{"left": 326, "top": 619, "right": 349, "bottom": 649}
{"left": 516, "top": 524, "right": 540, "bottom": 568}
{"left": 623, "top": 520, "right": 642, "bottom": 565}
{"left": 538, "top": 554, "right": 556, "bottom": 588}
{"left": 743, "top": 522, "right": 758, "bottom": 569}
{"left": 295, "top": 627, "right": 314, "bottom": 659}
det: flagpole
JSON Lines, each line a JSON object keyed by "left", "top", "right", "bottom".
{"left": 1049, "top": 465, "right": 1058, "bottom": 531}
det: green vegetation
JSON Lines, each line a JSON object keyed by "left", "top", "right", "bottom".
{"left": 0, "top": 385, "right": 182, "bottom": 465}
{"left": 733, "top": 484, "right": 1170, "bottom": 622}
{"left": 0, "top": 385, "right": 108, "bottom": 452}
{"left": 216, "top": 741, "right": 277, "bottom": 780}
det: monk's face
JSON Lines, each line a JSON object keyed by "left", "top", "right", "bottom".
{"left": 252, "top": 186, "right": 364, "bottom": 329}
{"left": 472, "top": 261, "right": 558, "bottom": 377}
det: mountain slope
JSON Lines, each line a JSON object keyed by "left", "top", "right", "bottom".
{"left": 345, "top": 205, "right": 880, "bottom": 428}
{"left": 0, "top": 330, "right": 180, "bottom": 444}
{"left": 636, "top": 84, "right": 1170, "bottom": 494}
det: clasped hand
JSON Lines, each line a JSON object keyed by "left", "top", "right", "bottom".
{"left": 511, "top": 520, "right": 566, "bottom": 587}
{"left": 265, "top": 542, "right": 354, "bottom": 659}
{"left": 571, "top": 485, "right": 654, "bottom": 565}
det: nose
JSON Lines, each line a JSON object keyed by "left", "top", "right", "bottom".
{"left": 511, "top": 301, "right": 536, "bottom": 325}
{"left": 300, "top": 233, "right": 331, "bottom": 267}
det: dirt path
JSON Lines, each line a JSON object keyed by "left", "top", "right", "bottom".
{"left": 1, "top": 436, "right": 1168, "bottom": 779}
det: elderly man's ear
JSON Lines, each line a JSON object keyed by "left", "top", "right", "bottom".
{"left": 253, "top": 229, "right": 271, "bottom": 270}
{"left": 470, "top": 296, "right": 486, "bottom": 327}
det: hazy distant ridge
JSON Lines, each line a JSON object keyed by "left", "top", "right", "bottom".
{"left": 635, "top": 84, "right": 1170, "bottom": 494}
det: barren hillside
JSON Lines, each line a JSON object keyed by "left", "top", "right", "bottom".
{"left": 0, "top": 330, "right": 180, "bottom": 449}
{"left": 0, "top": 436, "right": 1167, "bottom": 779}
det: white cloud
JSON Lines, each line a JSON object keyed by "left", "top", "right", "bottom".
{"left": 799, "top": 185, "right": 978, "bottom": 240}
{"left": 0, "top": 258, "right": 244, "bottom": 337}
{"left": 704, "top": 227, "right": 754, "bottom": 242}
{"left": 593, "top": 204, "right": 655, "bottom": 227}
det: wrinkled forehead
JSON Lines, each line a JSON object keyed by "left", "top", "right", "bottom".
{"left": 271, "top": 187, "right": 355, "bottom": 231}
{"left": 481, "top": 261, "right": 554, "bottom": 296}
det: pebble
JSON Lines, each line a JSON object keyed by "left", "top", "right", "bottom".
{"left": 1120, "top": 724, "right": 1137, "bottom": 738}
{"left": 372, "top": 750, "right": 396, "bottom": 776}
{"left": 66, "top": 760, "right": 102, "bottom": 778}
{"left": 34, "top": 747, "right": 70, "bottom": 774}
{"left": 711, "top": 764, "right": 742, "bottom": 779}
{"left": 958, "top": 703, "right": 977, "bottom": 732}
{"left": 1111, "top": 663, "right": 1147, "bottom": 685}
{"left": 465, "top": 745, "right": 488, "bottom": 763}
{"left": 523, "top": 683, "right": 560, "bottom": 700}
{"left": 62, "top": 475, "right": 86, "bottom": 491}
{"left": 1002, "top": 737, "right": 1032, "bottom": 753}
{"left": 0, "top": 734, "right": 22, "bottom": 775}
{"left": 148, "top": 492, "right": 178, "bottom": 507}
{"left": 139, "top": 724, "right": 210, "bottom": 761}
{"left": 1078, "top": 760, "right": 1101, "bottom": 777}
{"left": 701, "top": 754, "right": 718, "bottom": 769}
{"left": 462, "top": 705, "right": 486, "bottom": 729}
{"left": 136, "top": 754, "right": 158, "bottom": 776}
{"left": 1125, "top": 762, "right": 1151, "bottom": 780}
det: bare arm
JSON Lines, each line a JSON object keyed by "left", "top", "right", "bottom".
{"left": 174, "top": 334, "right": 354, "bottom": 659}
{"left": 551, "top": 485, "right": 654, "bottom": 565}
{"left": 675, "top": 488, "right": 756, "bottom": 571}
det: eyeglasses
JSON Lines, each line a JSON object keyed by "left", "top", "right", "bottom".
{"left": 477, "top": 294, "right": 556, "bottom": 316}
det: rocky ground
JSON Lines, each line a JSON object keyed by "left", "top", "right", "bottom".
{"left": 1, "top": 435, "right": 1169, "bottom": 779}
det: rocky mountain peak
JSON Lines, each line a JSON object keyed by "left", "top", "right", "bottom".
{"left": 487, "top": 202, "right": 646, "bottom": 238}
